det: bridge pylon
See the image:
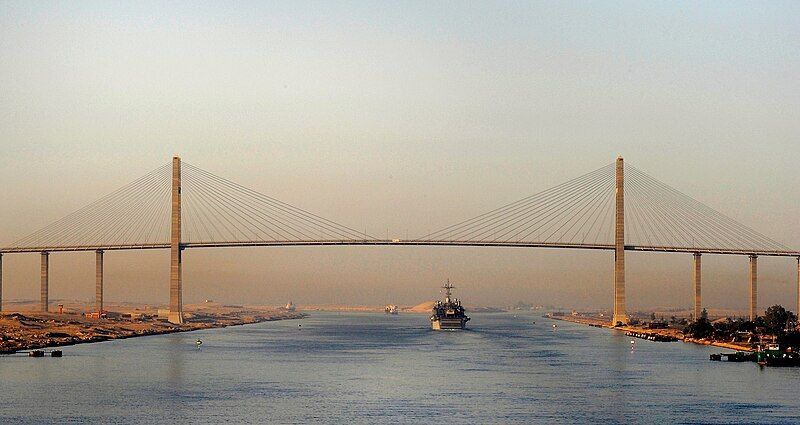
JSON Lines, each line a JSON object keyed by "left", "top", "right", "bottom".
{"left": 693, "top": 253, "right": 702, "bottom": 322}
{"left": 749, "top": 255, "right": 758, "bottom": 321}
{"left": 612, "top": 156, "right": 629, "bottom": 326}
{"left": 40, "top": 251, "right": 49, "bottom": 312}
{"left": 96, "top": 250, "right": 103, "bottom": 315}
{"left": 168, "top": 156, "right": 184, "bottom": 324}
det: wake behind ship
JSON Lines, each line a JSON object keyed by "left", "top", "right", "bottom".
{"left": 430, "top": 280, "right": 470, "bottom": 330}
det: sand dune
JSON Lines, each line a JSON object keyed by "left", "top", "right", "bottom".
{"left": 404, "top": 301, "right": 436, "bottom": 313}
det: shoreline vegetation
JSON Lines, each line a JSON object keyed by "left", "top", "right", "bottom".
{"left": 548, "top": 314, "right": 754, "bottom": 352}
{"left": 0, "top": 301, "right": 305, "bottom": 354}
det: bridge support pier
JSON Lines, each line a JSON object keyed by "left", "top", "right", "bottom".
{"left": 40, "top": 252, "right": 49, "bottom": 312}
{"left": 693, "top": 253, "right": 701, "bottom": 321}
{"left": 612, "top": 156, "right": 628, "bottom": 325}
{"left": 96, "top": 250, "right": 103, "bottom": 315}
{"left": 168, "top": 156, "right": 184, "bottom": 325}
{"left": 749, "top": 255, "right": 758, "bottom": 321}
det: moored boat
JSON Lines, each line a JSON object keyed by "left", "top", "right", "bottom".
{"left": 757, "top": 343, "right": 800, "bottom": 366}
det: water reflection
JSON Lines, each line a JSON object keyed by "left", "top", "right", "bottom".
{"left": 2, "top": 313, "right": 799, "bottom": 424}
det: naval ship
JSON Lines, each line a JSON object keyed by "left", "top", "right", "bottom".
{"left": 430, "top": 280, "right": 470, "bottom": 330}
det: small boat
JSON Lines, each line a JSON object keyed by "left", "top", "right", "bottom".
{"left": 51, "top": 350, "right": 62, "bottom": 357}
{"left": 384, "top": 305, "right": 399, "bottom": 315}
{"left": 756, "top": 343, "right": 800, "bottom": 366}
{"left": 722, "top": 351, "right": 755, "bottom": 362}
{"left": 28, "top": 350, "right": 44, "bottom": 357}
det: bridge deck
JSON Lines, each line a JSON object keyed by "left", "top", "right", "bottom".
{"left": 1, "top": 240, "right": 798, "bottom": 257}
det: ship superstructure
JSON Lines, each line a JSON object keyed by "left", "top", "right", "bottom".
{"left": 430, "top": 280, "right": 470, "bottom": 330}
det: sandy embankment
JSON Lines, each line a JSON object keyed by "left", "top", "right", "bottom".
{"left": 550, "top": 314, "right": 753, "bottom": 352}
{"left": 0, "top": 301, "right": 305, "bottom": 354}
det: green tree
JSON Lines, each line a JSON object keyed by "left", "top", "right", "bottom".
{"left": 762, "top": 305, "right": 797, "bottom": 335}
{"left": 684, "top": 308, "right": 713, "bottom": 339}
{"left": 712, "top": 319, "right": 733, "bottom": 340}
{"left": 736, "top": 319, "right": 757, "bottom": 333}
{"left": 778, "top": 331, "right": 800, "bottom": 347}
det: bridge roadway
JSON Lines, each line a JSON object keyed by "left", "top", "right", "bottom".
{"left": 3, "top": 156, "right": 798, "bottom": 324}
{"left": 1, "top": 239, "right": 799, "bottom": 257}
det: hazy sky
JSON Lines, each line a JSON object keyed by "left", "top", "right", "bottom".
{"left": 1, "top": 1, "right": 798, "bottom": 311}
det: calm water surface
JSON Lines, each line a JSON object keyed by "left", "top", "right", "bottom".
{"left": 2, "top": 312, "right": 799, "bottom": 424}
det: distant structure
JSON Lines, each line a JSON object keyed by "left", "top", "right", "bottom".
{"left": 169, "top": 156, "right": 183, "bottom": 324}
{"left": 613, "top": 156, "right": 628, "bottom": 325}
{"left": 0, "top": 156, "right": 798, "bottom": 325}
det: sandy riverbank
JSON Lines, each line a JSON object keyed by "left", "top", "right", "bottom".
{"left": 0, "top": 302, "right": 305, "bottom": 354}
{"left": 549, "top": 314, "right": 753, "bottom": 352}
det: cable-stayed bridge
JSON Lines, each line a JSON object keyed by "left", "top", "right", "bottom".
{"left": 1, "top": 157, "right": 797, "bottom": 325}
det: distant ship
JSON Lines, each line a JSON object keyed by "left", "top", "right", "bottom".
{"left": 384, "top": 304, "right": 399, "bottom": 315}
{"left": 430, "top": 280, "right": 470, "bottom": 330}
{"left": 280, "top": 301, "right": 296, "bottom": 312}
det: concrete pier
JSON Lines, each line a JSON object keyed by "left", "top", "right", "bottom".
{"left": 749, "top": 255, "right": 758, "bottom": 321}
{"left": 168, "top": 156, "right": 184, "bottom": 324}
{"left": 693, "top": 253, "right": 701, "bottom": 321}
{"left": 612, "top": 156, "right": 628, "bottom": 325}
{"left": 40, "top": 252, "right": 49, "bottom": 312}
{"left": 96, "top": 250, "right": 104, "bottom": 315}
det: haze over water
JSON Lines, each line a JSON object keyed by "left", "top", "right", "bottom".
{"left": 2, "top": 313, "right": 798, "bottom": 424}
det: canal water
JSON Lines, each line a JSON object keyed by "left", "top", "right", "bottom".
{"left": 1, "top": 312, "right": 798, "bottom": 424}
